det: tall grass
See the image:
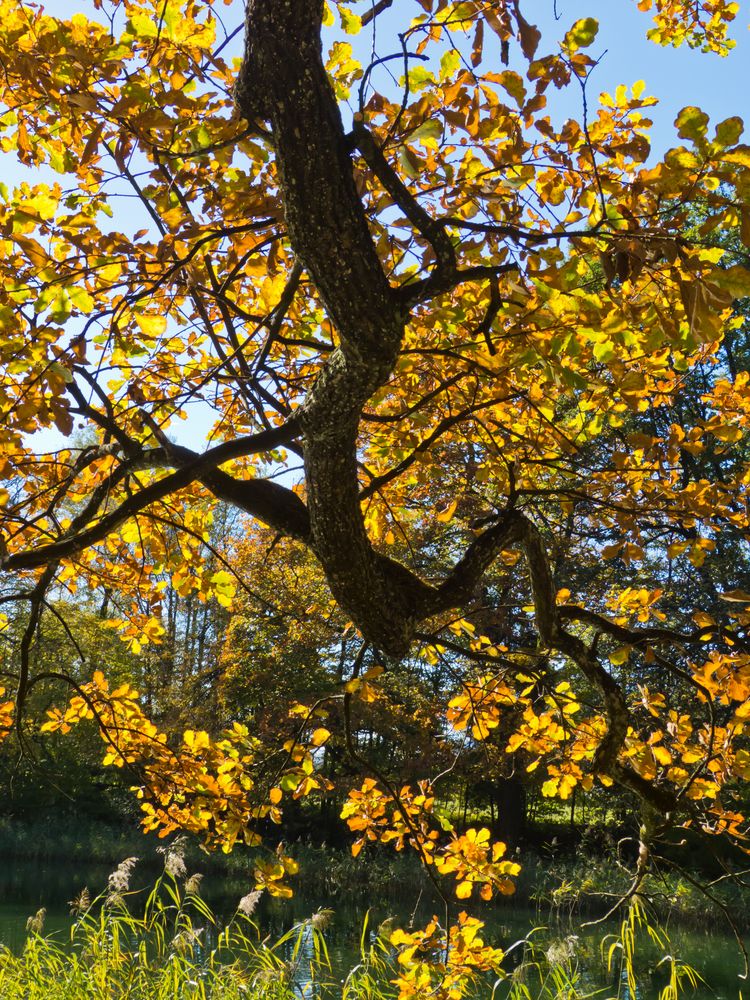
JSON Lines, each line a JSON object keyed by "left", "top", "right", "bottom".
{"left": 0, "top": 851, "right": 703, "bottom": 1000}
{"left": 0, "top": 860, "right": 333, "bottom": 999}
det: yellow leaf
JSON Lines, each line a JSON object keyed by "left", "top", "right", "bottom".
{"left": 609, "top": 646, "right": 631, "bottom": 666}
{"left": 135, "top": 314, "right": 168, "bottom": 337}
{"left": 720, "top": 590, "right": 750, "bottom": 603}
{"left": 564, "top": 17, "right": 599, "bottom": 52}
{"left": 455, "top": 880, "right": 473, "bottom": 899}
{"left": 722, "top": 145, "right": 750, "bottom": 168}
{"left": 711, "top": 424, "right": 743, "bottom": 443}
{"left": 340, "top": 5, "right": 361, "bottom": 33}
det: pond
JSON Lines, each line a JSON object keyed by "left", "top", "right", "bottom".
{"left": 0, "top": 854, "right": 747, "bottom": 998}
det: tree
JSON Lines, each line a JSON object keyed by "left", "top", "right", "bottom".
{"left": 1, "top": 0, "right": 750, "bottom": 991}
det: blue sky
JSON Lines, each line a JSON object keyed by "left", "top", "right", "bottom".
{"left": 365, "top": 0, "right": 749, "bottom": 155}
{"left": 532, "top": 0, "right": 749, "bottom": 151}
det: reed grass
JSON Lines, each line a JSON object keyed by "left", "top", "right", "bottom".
{"left": 0, "top": 848, "right": 701, "bottom": 1000}
{"left": 0, "top": 857, "right": 331, "bottom": 999}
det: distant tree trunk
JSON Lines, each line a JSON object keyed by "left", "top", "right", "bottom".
{"left": 570, "top": 788, "right": 576, "bottom": 832}
{"left": 492, "top": 777, "right": 526, "bottom": 848}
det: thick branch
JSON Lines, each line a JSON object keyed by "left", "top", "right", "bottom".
{"left": 397, "top": 262, "right": 519, "bottom": 311}
{"left": 429, "top": 512, "right": 526, "bottom": 613}
{"left": 352, "top": 121, "right": 456, "bottom": 273}
{"left": 236, "top": 0, "right": 402, "bottom": 359}
{"left": 516, "top": 515, "right": 676, "bottom": 812}
{"left": 429, "top": 511, "right": 679, "bottom": 814}
{"left": 360, "top": 0, "right": 394, "bottom": 26}
{"left": 2, "top": 423, "right": 308, "bottom": 572}
{"left": 235, "top": 0, "right": 442, "bottom": 655}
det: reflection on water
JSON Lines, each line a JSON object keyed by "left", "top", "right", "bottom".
{"left": 0, "top": 856, "right": 746, "bottom": 998}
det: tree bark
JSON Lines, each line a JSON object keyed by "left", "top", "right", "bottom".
{"left": 236, "top": 0, "right": 437, "bottom": 654}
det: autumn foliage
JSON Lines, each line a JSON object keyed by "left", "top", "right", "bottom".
{"left": 1, "top": 0, "right": 750, "bottom": 994}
